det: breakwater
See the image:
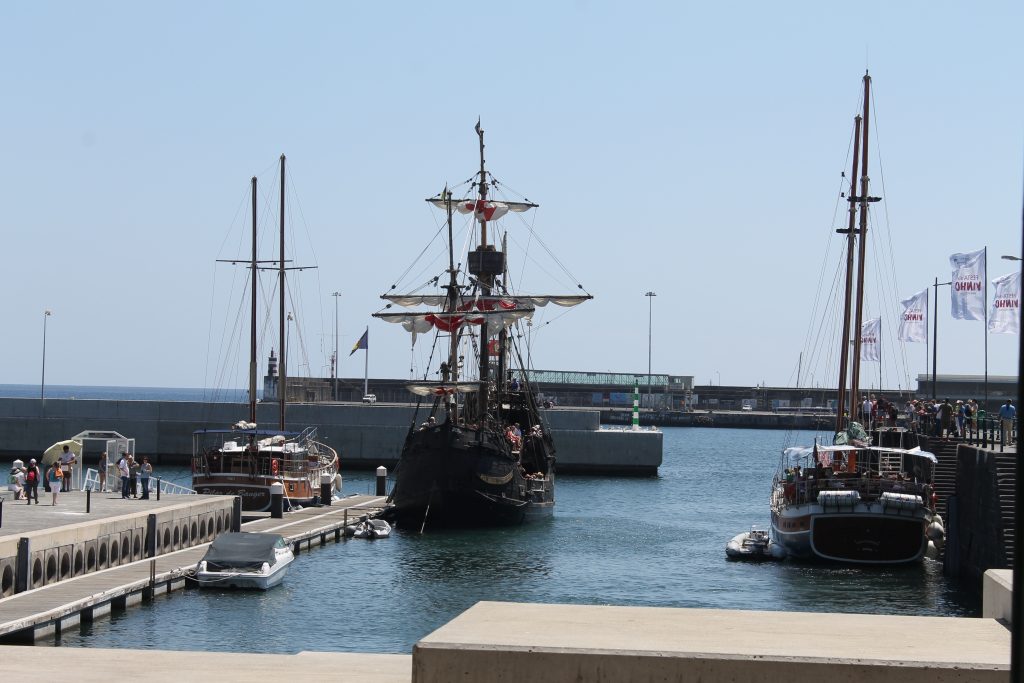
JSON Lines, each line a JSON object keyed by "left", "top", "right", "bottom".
{"left": 0, "top": 399, "right": 661, "bottom": 474}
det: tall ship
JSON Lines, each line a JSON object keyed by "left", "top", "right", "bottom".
{"left": 375, "top": 121, "right": 590, "bottom": 528}
{"left": 769, "top": 74, "right": 944, "bottom": 564}
{"left": 192, "top": 156, "right": 340, "bottom": 511}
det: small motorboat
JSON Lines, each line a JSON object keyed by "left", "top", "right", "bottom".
{"left": 195, "top": 532, "right": 294, "bottom": 589}
{"left": 726, "top": 526, "right": 785, "bottom": 561}
{"left": 348, "top": 518, "right": 392, "bottom": 539}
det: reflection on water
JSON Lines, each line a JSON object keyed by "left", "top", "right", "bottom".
{"left": 44, "top": 427, "right": 980, "bottom": 654}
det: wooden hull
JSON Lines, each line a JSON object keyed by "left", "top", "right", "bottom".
{"left": 388, "top": 422, "right": 554, "bottom": 528}
{"left": 771, "top": 504, "right": 929, "bottom": 564}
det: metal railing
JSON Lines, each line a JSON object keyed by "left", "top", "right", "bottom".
{"left": 81, "top": 468, "right": 196, "bottom": 495}
{"left": 906, "top": 413, "right": 1016, "bottom": 452}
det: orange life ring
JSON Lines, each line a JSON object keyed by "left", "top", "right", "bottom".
{"left": 271, "top": 459, "right": 280, "bottom": 476}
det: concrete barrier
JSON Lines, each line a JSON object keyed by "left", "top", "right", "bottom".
{"left": 983, "top": 569, "right": 1013, "bottom": 625}
{"left": 412, "top": 602, "right": 1010, "bottom": 683}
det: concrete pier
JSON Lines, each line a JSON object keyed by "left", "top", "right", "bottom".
{"left": 413, "top": 601, "right": 1010, "bottom": 682}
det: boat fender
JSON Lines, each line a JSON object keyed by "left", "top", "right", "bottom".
{"left": 925, "top": 540, "right": 941, "bottom": 559}
{"left": 926, "top": 521, "right": 946, "bottom": 544}
{"left": 271, "top": 459, "right": 280, "bottom": 476}
{"left": 261, "top": 562, "right": 270, "bottom": 575}
{"left": 334, "top": 474, "right": 343, "bottom": 492}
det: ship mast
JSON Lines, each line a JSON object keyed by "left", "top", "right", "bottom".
{"left": 835, "top": 116, "right": 861, "bottom": 432}
{"left": 849, "top": 72, "right": 873, "bottom": 417}
{"left": 471, "top": 119, "right": 502, "bottom": 418}
{"left": 249, "top": 176, "right": 258, "bottom": 424}
{"left": 278, "top": 154, "right": 287, "bottom": 430}
{"left": 444, "top": 188, "right": 459, "bottom": 422}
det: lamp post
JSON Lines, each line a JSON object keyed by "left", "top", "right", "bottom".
{"left": 41, "top": 309, "right": 52, "bottom": 400}
{"left": 716, "top": 370, "right": 721, "bottom": 386}
{"left": 645, "top": 291, "right": 656, "bottom": 404}
{"left": 332, "top": 291, "right": 341, "bottom": 401}
{"left": 1002, "top": 255, "right": 1022, "bottom": 262}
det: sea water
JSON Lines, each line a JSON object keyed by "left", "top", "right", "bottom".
{"left": 40, "top": 425, "right": 977, "bottom": 654}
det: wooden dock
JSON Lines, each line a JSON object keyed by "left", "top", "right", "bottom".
{"left": 0, "top": 494, "right": 389, "bottom": 643}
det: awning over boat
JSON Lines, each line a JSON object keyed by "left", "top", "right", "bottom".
{"left": 405, "top": 383, "right": 481, "bottom": 397}
{"left": 382, "top": 294, "right": 591, "bottom": 309}
{"left": 200, "top": 532, "right": 285, "bottom": 570}
{"left": 783, "top": 445, "right": 937, "bottom": 464}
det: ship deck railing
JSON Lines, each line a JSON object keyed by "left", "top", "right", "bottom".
{"left": 778, "top": 475, "right": 929, "bottom": 507}
{"left": 81, "top": 467, "right": 196, "bottom": 495}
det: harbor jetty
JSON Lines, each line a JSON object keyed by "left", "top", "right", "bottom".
{"left": 0, "top": 491, "right": 387, "bottom": 643}
{"left": 0, "top": 398, "right": 662, "bottom": 474}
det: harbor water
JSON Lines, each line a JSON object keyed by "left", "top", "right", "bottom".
{"left": 13, "top": 426, "right": 977, "bottom": 653}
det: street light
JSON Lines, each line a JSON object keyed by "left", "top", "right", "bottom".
{"left": 645, "top": 292, "right": 656, "bottom": 404}
{"left": 1002, "top": 255, "right": 1022, "bottom": 261}
{"left": 41, "top": 309, "right": 52, "bottom": 400}
{"left": 332, "top": 291, "right": 342, "bottom": 401}
{"left": 716, "top": 370, "right": 721, "bottom": 386}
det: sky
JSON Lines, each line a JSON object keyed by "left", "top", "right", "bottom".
{"left": 2, "top": 1, "right": 1021, "bottom": 393}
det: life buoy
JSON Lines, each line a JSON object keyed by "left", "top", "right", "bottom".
{"left": 271, "top": 459, "right": 280, "bottom": 476}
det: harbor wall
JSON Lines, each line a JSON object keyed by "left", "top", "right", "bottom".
{"left": 947, "top": 444, "right": 1013, "bottom": 586}
{"left": 0, "top": 399, "right": 659, "bottom": 474}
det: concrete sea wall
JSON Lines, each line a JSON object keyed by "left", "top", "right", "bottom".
{"left": 0, "top": 399, "right": 661, "bottom": 474}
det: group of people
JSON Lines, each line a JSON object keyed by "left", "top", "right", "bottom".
{"left": 7, "top": 456, "right": 70, "bottom": 505}
{"left": 6, "top": 449, "right": 155, "bottom": 504}
{"left": 859, "top": 394, "right": 900, "bottom": 428}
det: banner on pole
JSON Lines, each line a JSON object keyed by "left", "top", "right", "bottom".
{"left": 949, "top": 248, "right": 986, "bottom": 321}
{"left": 860, "top": 317, "right": 881, "bottom": 361}
{"left": 988, "top": 271, "right": 1020, "bottom": 335}
{"left": 897, "top": 288, "right": 928, "bottom": 342}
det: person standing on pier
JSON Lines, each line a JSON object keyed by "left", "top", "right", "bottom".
{"left": 140, "top": 457, "right": 152, "bottom": 500}
{"left": 59, "top": 444, "right": 76, "bottom": 492}
{"left": 127, "top": 455, "right": 139, "bottom": 498}
{"left": 46, "top": 463, "right": 62, "bottom": 505}
{"left": 999, "top": 399, "right": 1016, "bottom": 447}
{"left": 117, "top": 454, "right": 130, "bottom": 499}
{"left": 97, "top": 451, "right": 108, "bottom": 492}
{"left": 24, "top": 459, "right": 40, "bottom": 504}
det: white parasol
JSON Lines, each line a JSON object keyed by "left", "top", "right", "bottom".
{"left": 41, "top": 439, "right": 83, "bottom": 467}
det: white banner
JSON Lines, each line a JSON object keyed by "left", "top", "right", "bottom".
{"left": 860, "top": 317, "right": 881, "bottom": 361}
{"left": 988, "top": 271, "right": 1020, "bottom": 335}
{"left": 898, "top": 288, "right": 928, "bottom": 342}
{"left": 950, "top": 248, "right": 987, "bottom": 321}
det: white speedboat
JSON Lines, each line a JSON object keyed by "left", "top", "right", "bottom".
{"left": 349, "top": 518, "right": 392, "bottom": 539}
{"left": 726, "top": 526, "right": 784, "bottom": 561}
{"left": 195, "top": 532, "right": 294, "bottom": 589}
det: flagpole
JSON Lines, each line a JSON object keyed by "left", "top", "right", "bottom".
{"left": 984, "top": 247, "right": 989, "bottom": 412}
{"left": 363, "top": 326, "right": 369, "bottom": 398}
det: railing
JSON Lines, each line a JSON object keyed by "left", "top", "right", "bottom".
{"left": 81, "top": 468, "right": 196, "bottom": 495}
{"left": 908, "top": 412, "right": 1016, "bottom": 451}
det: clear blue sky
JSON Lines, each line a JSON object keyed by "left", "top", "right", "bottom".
{"left": 2, "top": 1, "right": 1021, "bottom": 392}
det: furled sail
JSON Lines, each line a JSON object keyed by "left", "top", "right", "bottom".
{"left": 406, "top": 383, "right": 481, "bottom": 397}
{"left": 374, "top": 307, "right": 536, "bottom": 333}
{"left": 426, "top": 198, "right": 538, "bottom": 222}
{"left": 383, "top": 294, "right": 591, "bottom": 309}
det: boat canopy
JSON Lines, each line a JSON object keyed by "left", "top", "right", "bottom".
{"left": 200, "top": 532, "right": 286, "bottom": 571}
{"left": 783, "top": 445, "right": 938, "bottom": 466}
{"left": 192, "top": 428, "right": 300, "bottom": 438}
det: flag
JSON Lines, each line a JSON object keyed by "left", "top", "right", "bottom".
{"left": 475, "top": 118, "right": 482, "bottom": 136}
{"left": 897, "top": 288, "right": 928, "bottom": 342}
{"left": 989, "top": 271, "right": 1020, "bottom": 335}
{"left": 950, "top": 248, "right": 986, "bottom": 321}
{"left": 860, "top": 317, "right": 881, "bottom": 361}
{"left": 349, "top": 328, "right": 368, "bottom": 356}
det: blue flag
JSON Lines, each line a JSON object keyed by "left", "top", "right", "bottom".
{"left": 349, "top": 329, "right": 368, "bottom": 356}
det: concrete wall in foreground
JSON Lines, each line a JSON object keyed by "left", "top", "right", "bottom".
{"left": 0, "top": 399, "right": 660, "bottom": 474}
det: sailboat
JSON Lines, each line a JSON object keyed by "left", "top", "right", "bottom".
{"left": 375, "top": 121, "right": 591, "bottom": 527}
{"left": 769, "top": 74, "right": 944, "bottom": 564}
{"left": 191, "top": 156, "right": 340, "bottom": 511}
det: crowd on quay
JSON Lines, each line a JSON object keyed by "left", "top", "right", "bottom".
{"left": 7, "top": 450, "right": 155, "bottom": 503}
{"left": 858, "top": 393, "right": 1017, "bottom": 446}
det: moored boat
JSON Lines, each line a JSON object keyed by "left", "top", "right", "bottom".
{"left": 191, "top": 157, "right": 339, "bottom": 511}
{"left": 195, "top": 532, "right": 293, "bottom": 590}
{"left": 726, "top": 526, "right": 784, "bottom": 561}
{"left": 375, "top": 121, "right": 590, "bottom": 528}
{"left": 769, "top": 73, "right": 941, "bottom": 565}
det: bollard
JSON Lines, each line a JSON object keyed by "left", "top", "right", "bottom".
{"left": 15, "top": 538, "right": 29, "bottom": 593}
{"left": 270, "top": 482, "right": 284, "bottom": 519}
{"left": 376, "top": 466, "right": 387, "bottom": 496}
{"left": 321, "top": 473, "right": 334, "bottom": 506}
{"left": 86, "top": 489, "right": 91, "bottom": 513}
{"left": 231, "top": 496, "right": 242, "bottom": 532}
{"left": 0, "top": 498, "right": 3, "bottom": 528}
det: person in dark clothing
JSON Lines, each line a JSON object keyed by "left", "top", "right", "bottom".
{"left": 24, "top": 459, "right": 41, "bottom": 504}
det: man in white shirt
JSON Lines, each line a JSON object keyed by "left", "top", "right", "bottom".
{"left": 59, "top": 445, "right": 77, "bottom": 492}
